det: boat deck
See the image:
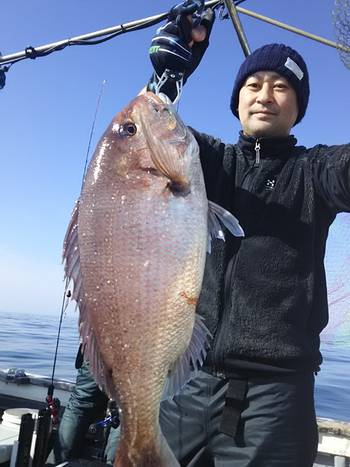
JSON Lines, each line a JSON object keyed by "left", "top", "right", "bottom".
{"left": 0, "top": 383, "right": 349, "bottom": 467}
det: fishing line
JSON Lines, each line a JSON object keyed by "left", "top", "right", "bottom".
{"left": 47, "top": 79, "right": 106, "bottom": 396}
{"left": 41, "top": 286, "right": 72, "bottom": 431}
{"left": 47, "top": 79, "right": 106, "bottom": 392}
{"left": 49, "top": 288, "right": 71, "bottom": 388}
{"left": 80, "top": 79, "right": 107, "bottom": 192}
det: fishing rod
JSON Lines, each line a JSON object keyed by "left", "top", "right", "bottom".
{"left": 46, "top": 84, "right": 107, "bottom": 431}
{"left": 1, "top": 0, "right": 349, "bottom": 89}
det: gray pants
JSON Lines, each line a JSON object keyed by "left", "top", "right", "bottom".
{"left": 56, "top": 361, "right": 109, "bottom": 463}
{"left": 107, "top": 369, "right": 318, "bottom": 467}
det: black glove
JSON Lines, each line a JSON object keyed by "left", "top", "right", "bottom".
{"left": 148, "top": 3, "right": 215, "bottom": 101}
{"left": 169, "top": 0, "right": 205, "bottom": 27}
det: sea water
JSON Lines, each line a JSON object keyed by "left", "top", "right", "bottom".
{"left": 0, "top": 310, "right": 349, "bottom": 422}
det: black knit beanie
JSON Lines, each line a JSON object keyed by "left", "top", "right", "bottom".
{"left": 230, "top": 43, "right": 310, "bottom": 125}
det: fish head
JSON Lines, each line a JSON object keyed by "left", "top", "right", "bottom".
{"left": 86, "top": 92, "right": 200, "bottom": 196}
{"left": 133, "top": 92, "right": 200, "bottom": 195}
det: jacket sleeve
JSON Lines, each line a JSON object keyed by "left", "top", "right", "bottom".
{"left": 312, "top": 144, "right": 350, "bottom": 213}
{"left": 188, "top": 127, "right": 226, "bottom": 194}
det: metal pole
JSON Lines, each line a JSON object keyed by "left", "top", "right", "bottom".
{"left": 236, "top": 5, "right": 350, "bottom": 54}
{"left": 1, "top": 1, "right": 349, "bottom": 66}
{"left": 0, "top": 0, "right": 221, "bottom": 65}
{"left": 334, "top": 456, "right": 346, "bottom": 467}
{"left": 223, "top": 0, "right": 251, "bottom": 56}
{"left": 0, "top": 14, "right": 167, "bottom": 65}
{"left": 15, "top": 414, "right": 35, "bottom": 467}
{"left": 32, "top": 409, "right": 52, "bottom": 467}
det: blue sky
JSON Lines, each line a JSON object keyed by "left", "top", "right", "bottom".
{"left": 1, "top": 0, "right": 349, "bottom": 318}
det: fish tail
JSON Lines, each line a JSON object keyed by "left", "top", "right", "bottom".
{"left": 114, "top": 433, "right": 179, "bottom": 467}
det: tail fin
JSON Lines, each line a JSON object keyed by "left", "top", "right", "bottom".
{"left": 114, "top": 432, "right": 179, "bottom": 467}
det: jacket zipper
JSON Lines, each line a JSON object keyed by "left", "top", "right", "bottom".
{"left": 211, "top": 255, "right": 238, "bottom": 378}
{"left": 239, "top": 139, "right": 261, "bottom": 189}
{"left": 254, "top": 140, "right": 261, "bottom": 167}
{"left": 211, "top": 139, "right": 261, "bottom": 377}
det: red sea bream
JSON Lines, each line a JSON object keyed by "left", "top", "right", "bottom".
{"left": 63, "top": 92, "right": 243, "bottom": 466}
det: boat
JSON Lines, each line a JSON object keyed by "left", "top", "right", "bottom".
{"left": 315, "top": 418, "right": 350, "bottom": 467}
{"left": 0, "top": 368, "right": 349, "bottom": 467}
{"left": 0, "top": 369, "right": 73, "bottom": 466}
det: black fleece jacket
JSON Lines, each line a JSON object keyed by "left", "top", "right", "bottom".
{"left": 191, "top": 130, "right": 350, "bottom": 375}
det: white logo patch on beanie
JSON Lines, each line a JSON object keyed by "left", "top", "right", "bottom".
{"left": 284, "top": 57, "right": 304, "bottom": 80}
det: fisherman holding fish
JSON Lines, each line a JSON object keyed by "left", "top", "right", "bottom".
{"left": 59, "top": 1, "right": 350, "bottom": 466}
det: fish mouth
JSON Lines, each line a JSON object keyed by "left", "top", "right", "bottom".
{"left": 167, "top": 179, "right": 191, "bottom": 197}
{"left": 143, "top": 92, "right": 171, "bottom": 115}
{"left": 158, "top": 93, "right": 173, "bottom": 106}
{"left": 144, "top": 91, "right": 172, "bottom": 107}
{"left": 140, "top": 94, "right": 188, "bottom": 145}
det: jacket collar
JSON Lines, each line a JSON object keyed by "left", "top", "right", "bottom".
{"left": 237, "top": 131, "right": 297, "bottom": 160}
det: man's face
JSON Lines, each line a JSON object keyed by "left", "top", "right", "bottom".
{"left": 238, "top": 71, "right": 299, "bottom": 138}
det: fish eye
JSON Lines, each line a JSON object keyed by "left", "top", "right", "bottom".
{"left": 126, "top": 123, "right": 137, "bottom": 135}
{"left": 120, "top": 122, "right": 137, "bottom": 137}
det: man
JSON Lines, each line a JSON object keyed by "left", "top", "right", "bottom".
{"left": 140, "top": 2, "right": 350, "bottom": 466}
{"left": 59, "top": 3, "right": 350, "bottom": 465}
{"left": 56, "top": 347, "right": 118, "bottom": 465}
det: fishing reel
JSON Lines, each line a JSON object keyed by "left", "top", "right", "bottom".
{"left": 88, "top": 401, "right": 120, "bottom": 434}
{"left": 46, "top": 385, "right": 61, "bottom": 427}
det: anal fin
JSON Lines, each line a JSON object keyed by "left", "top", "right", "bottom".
{"left": 162, "top": 314, "right": 211, "bottom": 400}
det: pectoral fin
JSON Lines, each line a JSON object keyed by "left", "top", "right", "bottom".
{"left": 207, "top": 200, "right": 244, "bottom": 253}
